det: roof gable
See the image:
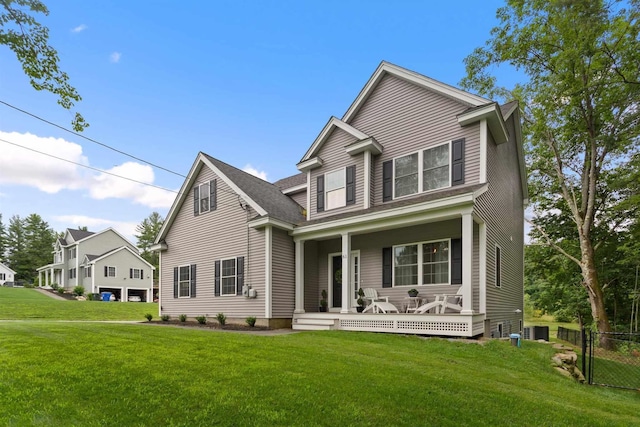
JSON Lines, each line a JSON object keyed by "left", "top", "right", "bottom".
{"left": 87, "top": 246, "right": 155, "bottom": 269}
{"left": 299, "top": 116, "right": 370, "bottom": 163}
{"left": 66, "top": 229, "right": 95, "bottom": 242}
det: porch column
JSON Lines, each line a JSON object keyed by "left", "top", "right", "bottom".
{"left": 340, "top": 232, "right": 351, "bottom": 314}
{"left": 461, "top": 213, "right": 473, "bottom": 314}
{"left": 38, "top": 271, "right": 42, "bottom": 287}
{"left": 294, "top": 239, "right": 305, "bottom": 314}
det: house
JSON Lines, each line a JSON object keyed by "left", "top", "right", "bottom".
{"left": 36, "top": 228, "right": 154, "bottom": 302}
{"left": 0, "top": 262, "right": 16, "bottom": 285}
{"left": 153, "top": 61, "right": 526, "bottom": 337}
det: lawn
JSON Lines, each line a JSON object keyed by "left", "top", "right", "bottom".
{"left": 0, "top": 287, "right": 155, "bottom": 321}
{"left": 525, "top": 312, "right": 579, "bottom": 340}
{"left": 1, "top": 323, "right": 639, "bottom": 426}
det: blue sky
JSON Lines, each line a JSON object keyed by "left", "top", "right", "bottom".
{"left": 0, "top": 0, "right": 519, "bottom": 242}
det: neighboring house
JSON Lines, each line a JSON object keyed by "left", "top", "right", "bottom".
{"left": 0, "top": 262, "right": 16, "bottom": 285}
{"left": 153, "top": 61, "right": 526, "bottom": 337}
{"left": 37, "top": 228, "right": 154, "bottom": 302}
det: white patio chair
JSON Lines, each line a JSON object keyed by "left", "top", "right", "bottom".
{"left": 414, "top": 287, "right": 463, "bottom": 314}
{"left": 361, "top": 288, "right": 389, "bottom": 313}
{"left": 369, "top": 301, "right": 400, "bottom": 314}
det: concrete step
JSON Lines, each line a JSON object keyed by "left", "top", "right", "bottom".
{"left": 292, "top": 323, "right": 332, "bottom": 331}
{"left": 294, "top": 318, "right": 336, "bottom": 326}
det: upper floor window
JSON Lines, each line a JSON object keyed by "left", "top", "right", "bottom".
{"left": 68, "top": 247, "right": 77, "bottom": 259}
{"left": 194, "top": 180, "right": 217, "bottom": 216}
{"left": 325, "top": 169, "right": 346, "bottom": 210}
{"left": 85, "top": 267, "right": 92, "bottom": 278}
{"left": 104, "top": 266, "right": 116, "bottom": 278}
{"left": 130, "top": 268, "right": 144, "bottom": 279}
{"left": 394, "top": 142, "right": 450, "bottom": 198}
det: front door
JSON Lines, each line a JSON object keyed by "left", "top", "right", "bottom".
{"left": 330, "top": 252, "right": 360, "bottom": 310}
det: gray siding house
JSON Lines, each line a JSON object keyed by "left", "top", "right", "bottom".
{"left": 37, "top": 228, "right": 154, "bottom": 302}
{"left": 154, "top": 62, "right": 526, "bottom": 336}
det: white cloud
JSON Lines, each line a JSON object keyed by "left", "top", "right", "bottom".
{"left": 71, "top": 24, "right": 88, "bottom": 33}
{"left": 242, "top": 164, "right": 268, "bottom": 181}
{"left": 53, "top": 215, "right": 139, "bottom": 243}
{"left": 109, "top": 52, "right": 121, "bottom": 63}
{"left": 0, "top": 131, "right": 176, "bottom": 209}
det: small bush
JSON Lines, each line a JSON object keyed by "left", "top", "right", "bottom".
{"left": 161, "top": 314, "right": 170, "bottom": 322}
{"left": 246, "top": 316, "right": 256, "bottom": 327}
{"left": 86, "top": 293, "right": 93, "bottom": 301}
{"left": 24, "top": 283, "right": 34, "bottom": 289}
{"left": 179, "top": 314, "right": 187, "bottom": 322}
{"left": 216, "top": 313, "right": 226, "bottom": 326}
{"left": 51, "top": 283, "right": 59, "bottom": 290}
{"left": 144, "top": 313, "right": 153, "bottom": 322}
{"left": 57, "top": 288, "right": 65, "bottom": 294}
{"left": 196, "top": 315, "right": 207, "bottom": 325}
{"left": 73, "top": 286, "right": 85, "bottom": 296}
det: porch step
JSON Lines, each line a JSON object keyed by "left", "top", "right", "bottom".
{"left": 292, "top": 317, "right": 336, "bottom": 331}
{"left": 292, "top": 323, "right": 333, "bottom": 331}
{"left": 294, "top": 318, "right": 336, "bottom": 326}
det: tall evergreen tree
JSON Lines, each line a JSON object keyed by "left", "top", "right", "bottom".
{"left": 135, "top": 212, "right": 164, "bottom": 279}
{"left": 24, "top": 214, "right": 55, "bottom": 282}
{"left": 5, "top": 215, "right": 29, "bottom": 282}
{"left": 0, "top": 214, "right": 6, "bottom": 263}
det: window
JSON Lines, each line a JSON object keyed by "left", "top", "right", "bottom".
{"left": 393, "top": 239, "right": 450, "bottom": 287}
{"left": 495, "top": 245, "right": 502, "bottom": 288}
{"left": 221, "top": 258, "right": 237, "bottom": 296}
{"left": 325, "top": 169, "right": 346, "bottom": 210}
{"left": 85, "top": 267, "right": 92, "bottom": 278}
{"left": 199, "top": 182, "right": 210, "bottom": 214}
{"left": 178, "top": 265, "right": 191, "bottom": 297}
{"left": 497, "top": 322, "right": 504, "bottom": 338}
{"left": 0, "top": 273, "right": 5, "bottom": 280}
{"left": 68, "top": 247, "right": 77, "bottom": 259}
{"left": 131, "top": 268, "right": 143, "bottom": 279}
{"left": 68, "top": 268, "right": 76, "bottom": 279}
{"left": 393, "top": 142, "right": 450, "bottom": 198}
{"left": 105, "top": 266, "right": 116, "bottom": 278}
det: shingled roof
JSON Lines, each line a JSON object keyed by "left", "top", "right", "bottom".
{"left": 203, "top": 154, "right": 306, "bottom": 224}
{"left": 273, "top": 173, "right": 306, "bottom": 190}
{"left": 67, "top": 229, "right": 95, "bottom": 242}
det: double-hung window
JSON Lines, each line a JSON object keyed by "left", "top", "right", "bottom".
{"left": 0, "top": 273, "right": 5, "bottom": 281}
{"left": 179, "top": 265, "right": 191, "bottom": 297}
{"left": 393, "top": 239, "right": 450, "bottom": 286}
{"left": 325, "top": 169, "right": 346, "bottom": 210}
{"left": 198, "top": 182, "right": 210, "bottom": 214}
{"left": 394, "top": 142, "right": 450, "bottom": 197}
{"left": 221, "top": 258, "right": 237, "bottom": 296}
{"left": 85, "top": 267, "right": 92, "bottom": 278}
{"left": 68, "top": 247, "right": 77, "bottom": 259}
{"left": 105, "top": 266, "right": 116, "bottom": 278}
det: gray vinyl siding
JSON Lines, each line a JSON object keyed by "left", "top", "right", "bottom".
{"left": 288, "top": 190, "right": 307, "bottom": 210}
{"left": 475, "top": 113, "right": 525, "bottom": 335}
{"left": 311, "top": 219, "right": 479, "bottom": 310}
{"left": 160, "top": 165, "right": 266, "bottom": 319}
{"left": 303, "top": 241, "right": 319, "bottom": 311}
{"left": 78, "top": 231, "right": 136, "bottom": 260}
{"left": 346, "top": 74, "right": 481, "bottom": 207}
{"left": 271, "top": 228, "right": 295, "bottom": 317}
{"left": 309, "top": 128, "right": 364, "bottom": 220}
{"left": 93, "top": 249, "right": 153, "bottom": 297}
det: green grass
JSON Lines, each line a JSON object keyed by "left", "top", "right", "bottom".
{"left": 0, "top": 287, "right": 155, "bottom": 321}
{"left": 525, "top": 312, "right": 579, "bottom": 339}
{"left": 0, "top": 323, "right": 639, "bottom": 426}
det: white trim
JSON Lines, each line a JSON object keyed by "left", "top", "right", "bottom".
{"left": 511, "top": 108, "right": 529, "bottom": 200}
{"left": 90, "top": 246, "right": 155, "bottom": 270}
{"left": 296, "top": 157, "right": 323, "bottom": 173}
{"left": 306, "top": 171, "right": 311, "bottom": 220}
{"left": 391, "top": 141, "right": 452, "bottom": 200}
{"left": 327, "top": 252, "right": 341, "bottom": 312}
{"left": 392, "top": 238, "right": 451, "bottom": 287}
{"left": 125, "top": 287, "right": 151, "bottom": 302}
{"left": 457, "top": 103, "right": 508, "bottom": 145}
{"left": 291, "top": 193, "right": 478, "bottom": 240}
{"left": 340, "top": 233, "right": 351, "bottom": 314}
{"left": 91, "top": 265, "right": 95, "bottom": 294}
{"left": 461, "top": 213, "right": 473, "bottom": 314}
{"left": 300, "top": 117, "right": 369, "bottom": 163}
{"left": 344, "top": 137, "right": 383, "bottom": 156}
{"left": 501, "top": 102, "right": 519, "bottom": 119}
{"left": 265, "top": 226, "right": 272, "bottom": 318}
{"left": 247, "top": 216, "right": 294, "bottom": 231}
{"left": 177, "top": 264, "right": 191, "bottom": 298}
{"left": 150, "top": 242, "right": 168, "bottom": 252}
{"left": 479, "top": 221, "right": 487, "bottom": 315}
{"left": 220, "top": 257, "right": 238, "bottom": 297}
{"left": 158, "top": 252, "right": 162, "bottom": 316}
{"left": 350, "top": 249, "right": 361, "bottom": 309}
{"left": 282, "top": 183, "right": 307, "bottom": 195}
{"left": 363, "top": 150, "right": 371, "bottom": 209}
{"left": 342, "top": 61, "right": 488, "bottom": 124}
{"left": 294, "top": 239, "right": 305, "bottom": 314}
{"left": 495, "top": 244, "right": 502, "bottom": 288}
{"left": 479, "top": 119, "right": 487, "bottom": 184}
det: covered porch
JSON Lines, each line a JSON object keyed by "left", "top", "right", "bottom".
{"left": 291, "top": 198, "right": 488, "bottom": 337}
{"left": 37, "top": 263, "right": 64, "bottom": 287}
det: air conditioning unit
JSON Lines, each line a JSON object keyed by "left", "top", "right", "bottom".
{"left": 523, "top": 326, "right": 549, "bottom": 341}
{"left": 523, "top": 327, "right": 533, "bottom": 340}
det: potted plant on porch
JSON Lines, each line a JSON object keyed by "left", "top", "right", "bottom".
{"left": 356, "top": 288, "right": 366, "bottom": 313}
{"left": 408, "top": 288, "right": 419, "bottom": 298}
{"left": 319, "top": 289, "right": 328, "bottom": 312}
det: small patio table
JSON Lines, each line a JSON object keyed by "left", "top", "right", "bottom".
{"left": 403, "top": 296, "right": 423, "bottom": 313}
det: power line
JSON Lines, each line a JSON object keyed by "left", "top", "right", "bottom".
{"left": 0, "top": 138, "right": 179, "bottom": 194}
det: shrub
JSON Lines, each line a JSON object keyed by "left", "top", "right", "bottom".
{"left": 196, "top": 315, "right": 207, "bottom": 325}
{"left": 144, "top": 313, "right": 153, "bottom": 322}
{"left": 73, "top": 286, "right": 85, "bottom": 296}
{"left": 179, "top": 314, "right": 187, "bottom": 322}
{"left": 216, "top": 313, "right": 226, "bottom": 326}
{"left": 51, "top": 283, "right": 59, "bottom": 290}
{"left": 246, "top": 316, "right": 256, "bottom": 327}
{"left": 86, "top": 293, "right": 93, "bottom": 301}
{"left": 57, "top": 288, "right": 65, "bottom": 294}
{"left": 24, "top": 283, "right": 34, "bottom": 289}
{"left": 161, "top": 314, "right": 170, "bottom": 322}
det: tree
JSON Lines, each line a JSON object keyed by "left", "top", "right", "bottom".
{"left": 23, "top": 213, "right": 55, "bottom": 281}
{"left": 135, "top": 212, "right": 164, "bottom": 279}
{"left": 462, "top": 0, "right": 640, "bottom": 347}
{"left": 1, "top": 0, "right": 87, "bottom": 131}
{"left": 5, "top": 215, "right": 29, "bottom": 281}
{"left": 0, "top": 214, "right": 6, "bottom": 262}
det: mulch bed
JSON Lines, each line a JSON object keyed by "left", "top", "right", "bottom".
{"left": 145, "top": 319, "right": 270, "bottom": 332}
{"left": 43, "top": 289, "right": 79, "bottom": 301}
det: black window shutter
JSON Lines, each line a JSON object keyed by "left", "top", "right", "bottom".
{"left": 190, "top": 264, "right": 196, "bottom": 298}
{"left": 451, "top": 238, "right": 462, "bottom": 285}
{"left": 129, "top": 268, "right": 133, "bottom": 279}
{"left": 346, "top": 165, "right": 356, "bottom": 205}
{"left": 173, "top": 267, "right": 178, "bottom": 298}
{"left": 193, "top": 187, "right": 200, "bottom": 216}
{"left": 140, "top": 269, "right": 144, "bottom": 280}
{"left": 383, "top": 160, "right": 393, "bottom": 202}
{"left": 210, "top": 179, "right": 217, "bottom": 211}
{"left": 452, "top": 138, "right": 465, "bottom": 186}
{"left": 382, "top": 247, "right": 392, "bottom": 288}
{"left": 104, "top": 266, "right": 108, "bottom": 277}
{"left": 316, "top": 175, "right": 324, "bottom": 212}
{"left": 214, "top": 260, "right": 221, "bottom": 296}
{"left": 236, "top": 256, "right": 244, "bottom": 295}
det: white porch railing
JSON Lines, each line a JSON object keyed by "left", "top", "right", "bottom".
{"left": 293, "top": 312, "right": 485, "bottom": 337}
